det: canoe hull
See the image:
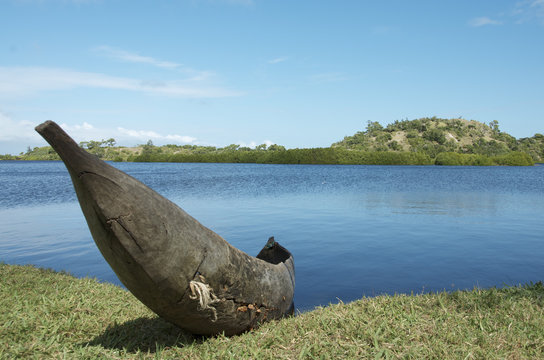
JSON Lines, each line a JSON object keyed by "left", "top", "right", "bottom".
{"left": 35, "top": 120, "right": 295, "bottom": 335}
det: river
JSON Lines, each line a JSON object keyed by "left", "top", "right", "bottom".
{"left": 1, "top": 161, "right": 543, "bottom": 311}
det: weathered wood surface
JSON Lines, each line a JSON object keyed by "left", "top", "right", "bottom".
{"left": 35, "top": 120, "right": 295, "bottom": 335}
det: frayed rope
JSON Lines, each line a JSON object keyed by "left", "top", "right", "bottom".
{"left": 189, "top": 280, "right": 220, "bottom": 322}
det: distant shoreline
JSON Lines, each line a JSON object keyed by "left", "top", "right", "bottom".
{"left": 3, "top": 117, "right": 542, "bottom": 165}
{"left": 0, "top": 148, "right": 536, "bottom": 166}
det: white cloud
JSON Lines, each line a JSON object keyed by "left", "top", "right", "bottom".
{"left": 0, "top": 112, "right": 41, "bottom": 142}
{"left": 0, "top": 66, "right": 242, "bottom": 99}
{"left": 466, "top": 1, "right": 544, "bottom": 26}
{"left": 52, "top": 122, "right": 198, "bottom": 145}
{"left": 268, "top": 57, "right": 288, "bottom": 64}
{"left": 0, "top": 111, "right": 200, "bottom": 154}
{"left": 117, "top": 127, "right": 197, "bottom": 144}
{"left": 94, "top": 46, "right": 182, "bottom": 70}
{"left": 94, "top": 46, "right": 215, "bottom": 81}
{"left": 235, "top": 139, "right": 274, "bottom": 149}
{"left": 514, "top": 0, "right": 544, "bottom": 23}
{"left": 469, "top": 17, "right": 502, "bottom": 27}
{"left": 61, "top": 121, "right": 94, "bottom": 131}
{"left": 468, "top": 1, "right": 544, "bottom": 26}
{"left": 56, "top": 121, "right": 117, "bottom": 143}
{"left": 0, "top": 112, "right": 49, "bottom": 154}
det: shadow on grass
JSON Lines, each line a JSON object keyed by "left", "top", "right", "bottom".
{"left": 86, "top": 316, "right": 201, "bottom": 353}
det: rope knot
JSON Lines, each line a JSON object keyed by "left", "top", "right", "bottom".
{"left": 189, "top": 277, "right": 220, "bottom": 322}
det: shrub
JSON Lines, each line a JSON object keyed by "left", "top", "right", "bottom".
{"left": 493, "top": 152, "right": 534, "bottom": 166}
{"left": 423, "top": 128, "right": 446, "bottom": 145}
{"left": 435, "top": 152, "right": 494, "bottom": 166}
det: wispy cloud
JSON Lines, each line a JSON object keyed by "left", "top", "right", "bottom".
{"left": 514, "top": 0, "right": 544, "bottom": 23}
{"left": 94, "top": 46, "right": 215, "bottom": 81}
{"left": 0, "top": 66, "right": 242, "bottom": 99}
{"left": 94, "top": 46, "right": 182, "bottom": 70}
{"left": 59, "top": 122, "right": 198, "bottom": 145}
{"left": 117, "top": 127, "right": 197, "bottom": 144}
{"left": 235, "top": 139, "right": 274, "bottom": 149}
{"left": 468, "top": 1, "right": 544, "bottom": 27}
{"left": 268, "top": 57, "right": 288, "bottom": 64}
{"left": 0, "top": 114, "right": 200, "bottom": 154}
{"left": 468, "top": 16, "right": 502, "bottom": 27}
{"left": 0, "top": 112, "right": 40, "bottom": 144}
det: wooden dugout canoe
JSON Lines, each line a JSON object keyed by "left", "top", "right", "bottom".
{"left": 35, "top": 120, "right": 295, "bottom": 336}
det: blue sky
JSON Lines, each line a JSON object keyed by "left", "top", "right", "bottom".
{"left": 1, "top": 0, "right": 543, "bottom": 154}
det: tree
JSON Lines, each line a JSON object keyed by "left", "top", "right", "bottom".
{"left": 423, "top": 128, "right": 446, "bottom": 145}
{"left": 140, "top": 140, "right": 156, "bottom": 157}
{"left": 222, "top": 144, "right": 240, "bottom": 151}
{"left": 268, "top": 144, "right": 286, "bottom": 151}
{"left": 388, "top": 140, "right": 402, "bottom": 151}
{"left": 489, "top": 120, "right": 500, "bottom": 133}
{"left": 105, "top": 138, "right": 116, "bottom": 147}
{"left": 365, "top": 121, "right": 383, "bottom": 134}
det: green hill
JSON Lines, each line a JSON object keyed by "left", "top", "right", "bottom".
{"left": 332, "top": 117, "right": 544, "bottom": 162}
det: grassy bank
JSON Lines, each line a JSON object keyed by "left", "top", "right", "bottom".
{"left": 1, "top": 263, "right": 543, "bottom": 359}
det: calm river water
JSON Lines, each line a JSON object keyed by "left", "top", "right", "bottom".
{"left": 1, "top": 161, "right": 543, "bottom": 311}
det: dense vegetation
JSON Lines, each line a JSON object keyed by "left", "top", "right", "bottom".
{"left": 333, "top": 117, "right": 543, "bottom": 163}
{"left": 2, "top": 118, "right": 542, "bottom": 165}
{"left": 133, "top": 146, "right": 435, "bottom": 165}
{"left": 2, "top": 263, "right": 543, "bottom": 359}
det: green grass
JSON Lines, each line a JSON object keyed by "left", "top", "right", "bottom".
{"left": 1, "top": 263, "right": 543, "bottom": 359}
